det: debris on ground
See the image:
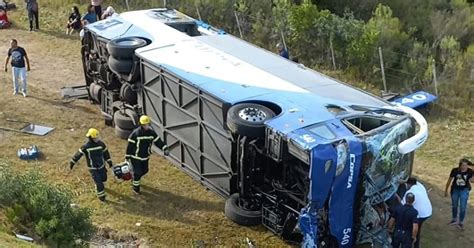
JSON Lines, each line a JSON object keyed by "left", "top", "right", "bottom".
{"left": 245, "top": 237, "right": 255, "bottom": 248}
{"left": 15, "top": 233, "right": 33, "bottom": 242}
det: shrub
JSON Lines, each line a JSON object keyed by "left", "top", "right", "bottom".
{"left": 0, "top": 162, "right": 94, "bottom": 247}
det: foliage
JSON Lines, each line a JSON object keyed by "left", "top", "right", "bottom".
{"left": 10, "top": 0, "right": 474, "bottom": 113}
{"left": 0, "top": 162, "right": 94, "bottom": 247}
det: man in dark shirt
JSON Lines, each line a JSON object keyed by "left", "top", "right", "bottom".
{"left": 4, "top": 39, "right": 30, "bottom": 97}
{"left": 388, "top": 193, "right": 419, "bottom": 248}
{"left": 277, "top": 42, "right": 290, "bottom": 59}
{"left": 69, "top": 128, "right": 114, "bottom": 202}
{"left": 445, "top": 157, "right": 473, "bottom": 230}
{"left": 126, "top": 115, "right": 169, "bottom": 194}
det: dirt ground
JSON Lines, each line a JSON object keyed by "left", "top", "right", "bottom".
{"left": 0, "top": 26, "right": 473, "bottom": 248}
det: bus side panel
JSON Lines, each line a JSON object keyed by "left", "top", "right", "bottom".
{"left": 140, "top": 61, "right": 236, "bottom": 198}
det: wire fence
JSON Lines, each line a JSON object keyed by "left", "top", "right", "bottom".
{"left": 48, "top": 0, "right": 453, "bottom": 97}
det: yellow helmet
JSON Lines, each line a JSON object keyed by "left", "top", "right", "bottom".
{"left": 86, "top": 128, "right": 99, "bottom": 138}
{"left": 139, "top": 115, "right": 151, "bottom": 125}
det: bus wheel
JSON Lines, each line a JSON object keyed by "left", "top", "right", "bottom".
{"left": 227, "top": 103, "right": 275, "bottom": 138}
{"left": 224, "top": 193, "right": 261, "bottom": 226}
{"left": 108, "top": 56, "right": 133, "bottom": 75}
{"left": 107, "top": 37, "right": 147, "bottom": 60}
{"left": 89, "top": 82, "right": 102, "bottom": 103}
{"left": 114, "top": 109, "right": 138, "bottom": 130}
{"left": 114, "top": 125, "right": 133, "bottom": 140}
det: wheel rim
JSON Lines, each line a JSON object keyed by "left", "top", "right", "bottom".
{"left": 238, "top": 107, "right": 267, "bottom": 123}
{"left": 117, "top": 39, "right": 141, "bottom": 46}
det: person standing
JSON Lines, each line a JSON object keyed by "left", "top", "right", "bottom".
{"left": 91, "top": 0, "right": 103, "bottom": 20}
{"left": 4, "top": 39, "right": 30, "bottom": 97}
{"left": 445, "top": 158, "right": 473, "bottom": 230}
{"left": 276, "top": 42, "right": 289, "bottom": 59}
{"left": 388, "top": 193, "right": 419, "bottom": 248}
{"left": 25, "top": 0, "right": 39, "bottom": 31}
{"left": 401, "top": 177, "right": 432, "bottom": 248}
{"left": 69, "top": 128, "right": 114, "bottom": 202}
{"left": 126, "top": 115, "right": 169, "bottom": 194}
{"left": 82, "top": 5, "right": 97, "bottom": 25}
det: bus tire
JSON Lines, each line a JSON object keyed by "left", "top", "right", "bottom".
{"left": 107, "top": 37, "right": 147, "bottom": 60}
{"left": 224, "top": 193, "right": 261, "bottom": 226}
{"left": 89, "top": 82, "right": 102, "bottom": 103}
{"left": 108, "top": 56, "right": 133, "bottom": 75}
{"left": 226, "top": 103, "right": 275, "bottom": 138}
{"left": 120, "top": 82, "right": 137, "bottom": 105}
{"left": 105, "top": 118, "right": 114, "bottom": 127}
{"left": 114, "top": 110, "right": 136, "bottom": 130}
{"left": 114, "top": 126, "right": 132, "bottom": 140}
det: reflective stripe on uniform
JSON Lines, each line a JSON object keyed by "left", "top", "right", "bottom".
{"left": 79, "top": 149, "right": 84, "bottom": 154}
{"left": 97, "top": 191, "right": 106, "bottom": 197}
{"left": 136, "top": 136, "right": 155, "bottom": 158}
{"left": 132, "top": 180, "right": 140, "bottom": 186}
{"left": 128, "top": 139, "right": 136, "bottom": 144}
{"left": 130, "top": 155, "right": 150, "bottom": 161}
{"left": 153, "top": 136, "right": 160, "bottom": 142}
{"left": 89, "top": 164, "right": 105, "bottom": 170}
{"left": 86, "top": 146, "right": 105, "bottom": 167}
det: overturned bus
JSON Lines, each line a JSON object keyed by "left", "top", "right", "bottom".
{"left": 78, "top": 8, "right": 428, "bottom": 247}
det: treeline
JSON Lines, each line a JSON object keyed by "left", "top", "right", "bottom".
{"left": 34, "top": 0, "right": 474, "bottom": 112}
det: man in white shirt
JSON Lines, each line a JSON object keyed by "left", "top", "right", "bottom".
{"left": 401, "top": 177, "right": 432, "bottom": 248}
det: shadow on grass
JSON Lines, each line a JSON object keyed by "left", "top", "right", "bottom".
{"left": 106, "top": 185, "right": 223, "bottom": 225}
{"left": 28, "top": 95, "right": 97, "bottom": 115}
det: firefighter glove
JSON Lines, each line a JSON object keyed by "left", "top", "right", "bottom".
{"left": 163, "top": 146, "right": 170, "bottom": 156}
{"left": 69, "top": 161, "right": 75, "bottom": 170}
{"left": 108, "top": 160, "right": 113, "bottom": 168}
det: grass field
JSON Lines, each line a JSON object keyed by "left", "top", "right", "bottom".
{"left": 0, "top": 1, "right": 473, "bottom": 247}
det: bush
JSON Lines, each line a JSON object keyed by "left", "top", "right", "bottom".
{"left": 0, "top": 161, "right": 94, "bottom": 247}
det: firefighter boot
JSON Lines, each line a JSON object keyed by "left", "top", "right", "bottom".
{"left": 133, "top": 185, "right": 140, "bottom": 194}
{"left": 132, "top": 179, "right": 141, "bottom": 194}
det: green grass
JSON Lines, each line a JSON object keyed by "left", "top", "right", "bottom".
{"left": 1, "top": 1, "right": 473, "bottom": 247}
{"left": 0, "top": 231, "right": 41, "bottom": 248}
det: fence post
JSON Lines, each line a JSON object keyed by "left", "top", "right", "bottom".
{"left": 432, "top": 59, "right": 439, "bottom": 96}
{"left": 280, "top": 29, "right": 287, "bottom": 51}
{"left": 195, "top": 4, "right": 202, "bottom": 21}
{"left": 378, "top": 47, "right": 388, "bottom": 92}
{"left": 329, "top": 37, "right": 336, "bottom": 70}
{"left": 234, "top": 11, "right": 244, "bottom": 39}
{"left": 124, "top": 0, "right": 130, "bottom": 10}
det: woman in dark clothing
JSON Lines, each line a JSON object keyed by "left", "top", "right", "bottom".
{"left": 25, "top": 0, "right": 39, "bottom": 31}
{"left": 66, "top": 6, "right": 81, "bottom": 35}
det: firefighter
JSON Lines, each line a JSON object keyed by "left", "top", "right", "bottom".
{"left": 70, "top": 128, "right": 113, "bottom": 202}
{"left": 126, "top": 115, "right": 169, "bottom": 194}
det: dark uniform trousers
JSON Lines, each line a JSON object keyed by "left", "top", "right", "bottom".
{"left": 91, "top": 168, "right": 108, "bottom": 198}
{"left": 126, "top": 126, "right": 166, "bottom": 193}
{"left": 71, "top": 140, "right": 112, "bottom": 200}
{"left": 392, "top": 229, "right": 413, "bottom": 248}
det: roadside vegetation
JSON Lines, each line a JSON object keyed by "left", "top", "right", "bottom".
{"left": 15, "top": 0, "right": 473, "bottom": 117}
{"left": 0, "top": 161, "right": 94, "bottom": 247}
{"left": 0, "top": 0, "right": 472, "bottom": 247}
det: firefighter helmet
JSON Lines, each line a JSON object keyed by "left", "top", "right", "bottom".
{"left": 86, "top": 128, "right": 99, "bottom": 138}
{"left": 139, "top": 115, "right": 151, "bottom": 125}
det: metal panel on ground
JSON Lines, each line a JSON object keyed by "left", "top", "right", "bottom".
{"left": 140, "top": 61, "right": 235, "bottom": 197}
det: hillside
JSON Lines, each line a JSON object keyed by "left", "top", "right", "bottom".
{"left": 0, "top": 1, "right": 473, "bottom": 247}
